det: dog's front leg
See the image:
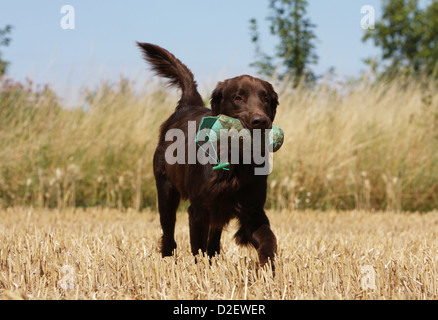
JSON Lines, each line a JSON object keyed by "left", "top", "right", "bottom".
{"left": 251, "top": 224, "right": 277, "bottom": 269}
{"left": 188, "top": 205, "right": 210, "bottom": 256}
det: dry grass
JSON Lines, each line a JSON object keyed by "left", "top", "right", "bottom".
{"left": 1, "top": 75, "right": 438, "bottom": 211}
{"left": 1, "top": 207, "right": 438, "bottom": 300}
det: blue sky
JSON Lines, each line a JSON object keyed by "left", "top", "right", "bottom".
{"left": 0, "top": 1, "right": 383, "bottom": 99}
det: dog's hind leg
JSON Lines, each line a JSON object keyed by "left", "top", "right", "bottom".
{"left": 155, "top": 173, "right": 180, "bottom": 257}
{"left": 188, "top": 204, "right": 210, "bottom": 257}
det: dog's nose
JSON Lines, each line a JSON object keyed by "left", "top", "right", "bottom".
{"left": 250, "top": 114, "right": 271, "bottom": 130}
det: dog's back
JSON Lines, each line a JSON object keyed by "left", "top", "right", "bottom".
{"left": 138, "top": 42, "right": 210, "bottom": 197}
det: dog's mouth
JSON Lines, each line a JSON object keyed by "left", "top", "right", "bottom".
{"left": 236, "top": 118, "right": 250, "bottom": 130}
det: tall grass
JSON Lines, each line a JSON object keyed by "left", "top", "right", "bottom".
{"left": 1, "top": 74, "right": 437, "bottom": 211}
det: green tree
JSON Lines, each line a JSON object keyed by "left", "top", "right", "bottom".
{"left": 0, "top": 25, "right": 13, "bottom": 76}
{"left": 362, "top": 0, "right": 438, "bottom": 79}
{"left": 250, "top": 0, "right": 318, "bottom": 87}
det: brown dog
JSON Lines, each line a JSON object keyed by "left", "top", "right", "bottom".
{"left": 137, "top": 43, "right": 278, "bottom": 268}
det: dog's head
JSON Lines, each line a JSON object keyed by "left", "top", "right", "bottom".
{"left": 210, "top": 75, "right": 279, "bottom": 130}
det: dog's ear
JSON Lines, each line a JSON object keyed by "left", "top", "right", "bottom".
{"left": 270, "top": 90, "right": 279, "bottom": 121}
{"left": 210, "top": 81, "right": 224, "bottom": 115}
{"left": 266, "top": 82, "right": 279, "bottom": 121}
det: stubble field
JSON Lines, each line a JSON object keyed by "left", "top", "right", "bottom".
{"left": 1, "top": 207, "right": 437, "bottom": 300}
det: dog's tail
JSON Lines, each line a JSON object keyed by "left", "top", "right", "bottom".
{"left": 137, "top": 42, "right": 204, "bottom": 109}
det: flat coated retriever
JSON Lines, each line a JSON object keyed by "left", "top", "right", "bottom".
{"left": 137, "top": 43, "right": 278, "bottom": 268}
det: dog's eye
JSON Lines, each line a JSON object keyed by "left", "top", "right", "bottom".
{"left": 234, "top": 95, "right": 243, "bottom": 102}
{"left": 263, "top": 96, "right": 269, "bottom": 103}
